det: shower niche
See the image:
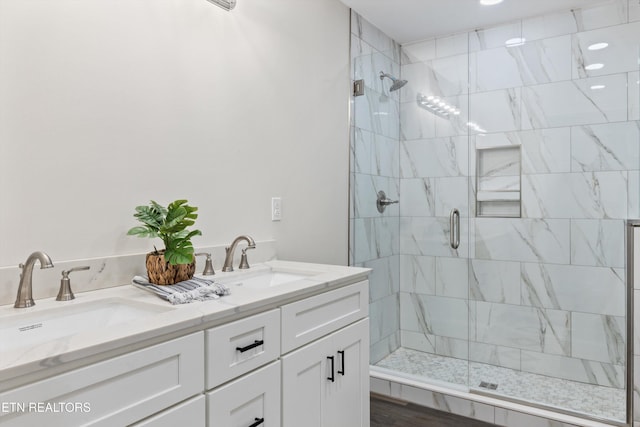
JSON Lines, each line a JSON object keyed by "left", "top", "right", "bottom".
{"left": 475, "top": 144, "right": 521, "bottom": 218}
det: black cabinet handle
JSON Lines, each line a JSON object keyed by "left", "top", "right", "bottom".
{"left": 236, "top": 340, "right": 264, "bottom": 353}
{"left": 327, "top": 356, "right": 335, "bottom": 382}
{"left": 338, "top": 350, "right": 345, "bottom": 376}
{"left": 248, "top": 418, "right": 264, "bottom": 427}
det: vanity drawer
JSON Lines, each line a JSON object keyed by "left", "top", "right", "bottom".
{"left": 205, "top": 308, "right": 280, "bottom": 390}
{"left": 206, "top": 361, "right": 281, "bottom": 427}
{"left": 0, "top": 332, "right": 204, "bottom": 427}
{"left": 280, "top": 280, "right": 369, "bottom": 353}
{"left": 131, "top": 395, "right": 205, "bottom": 427}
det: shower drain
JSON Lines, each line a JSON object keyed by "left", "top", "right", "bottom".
{"left": 478, "top": 381, "right": 498, "bottom": 390}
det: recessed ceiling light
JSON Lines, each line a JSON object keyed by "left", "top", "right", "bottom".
{"left": 588, "top": 42, "right": 609, "bottom": 50}
{"left": 590, "top": 85, "right": 606, "bottom": 90}
{"left": 480, "top": 0, "right": 504, "bottom": 5}
{"left": 585, "top": 63, "right": 604, "bottom": 70}
{"left": 505, "top": 37, "right": 526, "bottom": 47}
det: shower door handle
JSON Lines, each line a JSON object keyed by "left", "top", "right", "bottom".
{"left": 449, "top": 208, "right": 460, "bottom": 250}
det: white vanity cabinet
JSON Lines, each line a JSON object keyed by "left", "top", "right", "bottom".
{"left": 0, "top": 332, "right": 204, "bottom": 427}
{"left": 204, "top": 281, "right": 369, "bottom": 427}
{"left": 0, "top": 269, "right": 370, "bottom": 427}
{"left": 281, "top": 281, "right": 369, "bottom": 427}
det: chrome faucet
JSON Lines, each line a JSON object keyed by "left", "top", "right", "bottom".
{"left": 222, "top": 235, "right": 256, "bottom": 272}
{"left": 14, "top": 251, "right": 54, "bottom": 308}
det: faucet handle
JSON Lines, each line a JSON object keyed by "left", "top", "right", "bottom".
{"left": 238, "top": 247, "right": 255, "bottom": 270}
{"left": 57, "top": 266, "right": 90, "bottom": 301}
{"left": 195, "top": 253, "right": 215, "bottom": 276}
{"left": 64, "top": 266, "right": 90, "bottom": 276}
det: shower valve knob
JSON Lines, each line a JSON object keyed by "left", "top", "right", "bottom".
{"left": 376, "top": 191, "right": 399, "bottom": 213}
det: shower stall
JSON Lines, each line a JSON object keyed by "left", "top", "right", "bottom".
{"left": 349, "top": 2, "right": 640, "bottom": 425}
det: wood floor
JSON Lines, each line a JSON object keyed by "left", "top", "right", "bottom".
{"left": 370, "top": 394, "right": 497, "bottom": 427}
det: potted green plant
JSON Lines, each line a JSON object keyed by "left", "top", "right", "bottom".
{"left": 127, "top": 199, "right": 202, "bottom": 285}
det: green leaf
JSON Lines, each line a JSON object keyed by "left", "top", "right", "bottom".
{"left": 164, "top": 247, "right": 194, "bottom": 265}
{"left": 133, "top": 205, "right": 163, "bottom": 230}
{"left": 163, "top": 206, "right": 188, "bottom": 233}
{"left": 182, "top": 230, "right": 202, "bottom": 240}
{"left": 149, "top": 200, "right": 168, "bottom": 216}
{"left": 126, "top": 226, "right": 157, "bottom": 237}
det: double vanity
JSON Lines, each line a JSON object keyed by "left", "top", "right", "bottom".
{"left": 0, "top": 260, "right": 370, "bottom": 427}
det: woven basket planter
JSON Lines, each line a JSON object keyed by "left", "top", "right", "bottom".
{"left": 145, "top": 250, "right": 195, "bottom": 285}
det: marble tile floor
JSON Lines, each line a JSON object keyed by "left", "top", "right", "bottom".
{"left": 375, "top": 347, "right": 625, "bottom": 422}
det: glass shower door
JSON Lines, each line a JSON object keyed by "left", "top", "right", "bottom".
{"left": 382, "top": 36, "right": 473, "bottom": 389}
{"left": 466, "top": 19, "right": 635, "bottom": 423}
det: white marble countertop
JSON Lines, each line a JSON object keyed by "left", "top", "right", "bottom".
{"left": 0, "top": 260, "right": 369, "bottom": 386}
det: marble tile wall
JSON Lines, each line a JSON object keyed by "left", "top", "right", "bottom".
{"left": 350, "top": 11, "right": 402, "bottom": 364}
{"left": 397, "top": 0, "right": 639, "bottom": 401}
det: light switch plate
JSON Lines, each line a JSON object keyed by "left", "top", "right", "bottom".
{"left": 271, "top": 197, "right": 282, "bottom": 221}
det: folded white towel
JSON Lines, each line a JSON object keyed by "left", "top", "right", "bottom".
{"left": 132, "top": 275, "right": 230, "bottom": 305}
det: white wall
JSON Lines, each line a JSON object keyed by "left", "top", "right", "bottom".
{"left": 0, "top": 0, "right": 350, "bottom": 268}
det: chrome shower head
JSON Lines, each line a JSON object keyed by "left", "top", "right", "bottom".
{"left": 379, "top": 71, "right": 408, "bottom": 92}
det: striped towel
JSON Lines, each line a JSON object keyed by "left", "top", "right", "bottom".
{"left": 132, "top": 275, "right": 230, "bottom": 305}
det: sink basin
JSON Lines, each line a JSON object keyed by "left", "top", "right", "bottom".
{"left": 217, "top": 268, "right": 318, "bottom": 289}
{"left": 0, "top": 298, "right": 173, "bottom": 352}
{"left": 236, "top": 271, "right": 309, "bottom": 289}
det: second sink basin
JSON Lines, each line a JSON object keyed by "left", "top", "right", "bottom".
{"left": 215, "top": 265, "right": 320, "bottom": 289}
{"left": 234, "top": 271, "right": 309, "bottom": 289}
{"left": 0, "top": 298, "right": 173, "bottom": 352}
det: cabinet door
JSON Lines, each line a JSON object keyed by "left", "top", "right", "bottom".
{"left": 281, "top": 333, "right": 333, "bottom": 427}
{"left": 325, "top": 319, "right": 370, "bottom": 427}
{"left": 282, "top": 319, "right": 370, "bottom": 427}
{"left": 207, "top": 361, "right": 280, "bottom": 427}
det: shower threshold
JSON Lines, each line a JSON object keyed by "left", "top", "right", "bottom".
{"left": 374, "top": 347, "right": 625, "bottom": 424}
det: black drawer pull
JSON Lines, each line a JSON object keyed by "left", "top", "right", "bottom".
{"left": 249, "top": 418, "right": 264, "bottom": 427}
{"left": 236, "top": 340, "right": 264, "bottom": 353}
{"left": 327, "top": 356, "right": 335, "bottom": 382}
{"left": 338, "top": 350, "right": 345, "bottom": 375}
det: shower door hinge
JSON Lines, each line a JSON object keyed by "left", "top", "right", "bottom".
{"left": 353, "top": 79, "right": 364, "bottom": 97}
